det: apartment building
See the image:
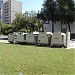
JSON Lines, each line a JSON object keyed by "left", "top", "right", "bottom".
{"left": 0, "top": 0, "right": 22, "bottom": 24}
{"left": 3, "top": 0, "right": 22, "bottom": 24}
{"left": 0, "top": 0, "right": 3, "bottom": 21}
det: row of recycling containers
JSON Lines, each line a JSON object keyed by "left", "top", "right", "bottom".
{"left": 8, "top": 32, "right": 66, "bottom": 47}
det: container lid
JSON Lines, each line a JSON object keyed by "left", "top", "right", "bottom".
{"left": 33, "top": 32, "right": 39, "bottom": 34}
{"left": 23, "top": 33, "right": 27, "bottom": 35}
{"left": 61, "top": 33, "right": 66, "bottom": 35}
{"left": 46, "top": 32, "right": 53, "bottom": 35}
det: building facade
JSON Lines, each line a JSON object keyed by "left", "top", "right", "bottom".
{"left": 3, "top": 0, "right": 22, "bottom": 24}
{"left": 0, "top": 0, "right": 3, "bottom": 21}
{"left": 44, "top": 21, "right": 75, "bottom": 39}
{"left": 0, "top": 0, "right": 22, "bottom": 24}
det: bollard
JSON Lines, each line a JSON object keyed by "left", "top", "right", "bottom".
{"left": 66, "top": 32, "right": 70, "bottom": 48}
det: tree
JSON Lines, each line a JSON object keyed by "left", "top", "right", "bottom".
{"left": 1, "top": 23, "right": 13, "bottom": 35}
{"left": 56, "top": 0, "right": 75, "bottom": 32}
{"left": 23, "top": 13, "right": 37, "bottom": 31}
{"left": 41, "top": 0, "right": 75, "bottom": 32}
{"left": 13, "top": 14, "right": 31, "bottom": 32}
{"left": 39, "top": 0, "right": 57, "bottom": 32}
{"left": 12, "top": 14, "right": 42, "bottom": 32}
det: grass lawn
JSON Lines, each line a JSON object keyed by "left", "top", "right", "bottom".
{"left": 0, "top": 43, "right": 75, "bottom": 75}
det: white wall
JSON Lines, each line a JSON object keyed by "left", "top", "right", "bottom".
{"left": 15, "top": 1, "right": 22, "bottom": 14}
{"left": 11, "top": 12, "right": 16, "bottom": 23}
{"left": 44, "top": 21, "right": 61, "bottom": 32}
{"left": 54, "top": 21, "right": 61, "bottom": 33}
{"left": 70, "top": 22, "right": 75, "bottom": 33}
{"left": 44, "top": 21, "right": 52, "bottom": 32}
{"left": 44, "top": 21, "right": 75, "bottom": 33}
{"left": 11, "top": 0, "right": 22, "bottom": 23}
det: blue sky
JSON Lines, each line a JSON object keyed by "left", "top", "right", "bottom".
{"left": 17, "top": 0, "right": 44, "bottom": 13}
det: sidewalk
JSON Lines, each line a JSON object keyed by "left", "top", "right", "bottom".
{"left": 0, "top": 35, "right": 9, "bottom": 43}
{"left": 0, "top": 40, "right": 9, "bottom": 43}
{"left": 69, "top": 40, "right": 75, "bottom": 48}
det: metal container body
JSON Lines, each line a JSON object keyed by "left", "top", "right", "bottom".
{"left": 26, "top": 33, "right": 35, "bottom": 44}
{"left": 8, "top": 33, "right": 14, "bottom": 43}
{"left": 37, "top": 32, "right": 52, "bottom": 45}
{"left": 26, "top": 32, "right": 39, "bottom": 44}
{"left": 51, "top": 32, "right": 66, "bottom": 46}
{"left": 14, "top": 32, "right": 27, "bottom": 43}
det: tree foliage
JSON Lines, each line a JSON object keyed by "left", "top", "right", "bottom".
{"left": 39, "top": 0, "right": 75, "bottom": 32}
{"left": 13, "top": 14, "right": 43, "bottom": 32}
{"left": 1, "top": 23, "right": 13, "bottom": 35}
{"left": 57, "top": 0, "right": 75, "bottom": 22}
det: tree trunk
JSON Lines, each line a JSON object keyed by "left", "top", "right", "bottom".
{"left": 52, "top": 21, "right": 54, "bottom": 33}
{"left": 52, "top": 12, "right": 54, "bottom": 33}
{"left": 68, "top": 23, "right": 71, "bottom": 32}
{"left": 61, "top": 22, "right": 62, "bottom": 32}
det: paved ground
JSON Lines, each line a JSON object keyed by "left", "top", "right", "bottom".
{"left": 0, "top": 40, "right": 9, "bottom": 43}
{"left": 0, "top": 35, "right": 9, "bottom": 43}
{"left": 69, "top": 40, "right": 75, "bottom": 48}
{"left": 0, "top": 35, "right": 8, "bottom": 40}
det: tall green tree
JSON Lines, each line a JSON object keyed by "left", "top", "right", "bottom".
{"left": 40, "top": 0, "right": 75, "bottom": 32}
{"left": 13, "top": 14, "right": 43, "bottom": 32}
{"left": 13, "top": 14, "right": 27, "bottom": 31}
{"left": 41, "top": 0, "right": 57, "bottom": 32}
{"left": 56, "top": 0, "right": 75, "bottom": 32}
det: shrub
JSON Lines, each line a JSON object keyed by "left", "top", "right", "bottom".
{"left": 19, "top": 28, "right": 27, "bottom": 32}
{"left": 1, "top": 23, "right": 13, "bottom": 35}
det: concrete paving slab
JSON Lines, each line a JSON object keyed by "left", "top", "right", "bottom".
{"left": 0, "top": 40, "right": 9, "bottom": 43}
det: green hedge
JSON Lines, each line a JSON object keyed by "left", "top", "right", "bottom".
{"left": 1, "top": 23, "right": 13, "bottom": 35}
